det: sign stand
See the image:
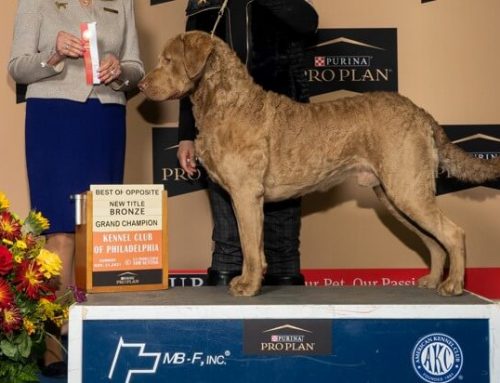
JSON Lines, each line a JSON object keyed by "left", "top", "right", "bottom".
{"left": 75, "top": 185, "right": 168, "bottom": 293}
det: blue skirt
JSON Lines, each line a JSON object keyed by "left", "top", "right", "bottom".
{"left": 26, "top": 98, "right": 125, "bottom": 234}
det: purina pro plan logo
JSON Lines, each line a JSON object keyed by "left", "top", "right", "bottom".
{"left": 243, "top": 319, "right": 332, "bottom": 355}
{"left": 304, "top": 28, "right": 398, "bottom": 98}
{"left": 412, "top": 333, "right": 463, "bottom": 383}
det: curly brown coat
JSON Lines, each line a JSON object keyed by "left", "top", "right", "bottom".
{"left": 140, "top": 31, "right": 500, "bottom": 297}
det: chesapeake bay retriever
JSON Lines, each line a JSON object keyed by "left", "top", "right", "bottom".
{"left": 139, "top": 31, "right": 500, "bottom": 297}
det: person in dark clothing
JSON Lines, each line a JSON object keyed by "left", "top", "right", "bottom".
{"left": 177, "top": 0, "right": 318, "bottom": 286}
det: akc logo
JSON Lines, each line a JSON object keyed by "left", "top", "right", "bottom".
{"left": 412, "top": 333, "right": 463, "bottom": 383}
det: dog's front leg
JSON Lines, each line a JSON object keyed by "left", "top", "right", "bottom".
{"left": 228, "top": 191, "right": 265, "bottom": 297}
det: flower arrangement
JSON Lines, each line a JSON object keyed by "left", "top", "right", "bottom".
{"left": 0, "top": 192, "right": 84, "bottom": 382}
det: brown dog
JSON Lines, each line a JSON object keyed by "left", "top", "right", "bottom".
{"left": 139, "top": 31, "right": 500, "bottom": 297}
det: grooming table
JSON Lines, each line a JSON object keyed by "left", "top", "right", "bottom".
{"left": 68, "top": 286, "right": 499, "bottom": 382}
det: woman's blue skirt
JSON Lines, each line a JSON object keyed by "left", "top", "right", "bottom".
{"left": 25, "top": 98, "right": 125, "bottom": 234}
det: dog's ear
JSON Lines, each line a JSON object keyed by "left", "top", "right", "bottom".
{"left": 182, "top": 31, "right": 214, "bottom": 80}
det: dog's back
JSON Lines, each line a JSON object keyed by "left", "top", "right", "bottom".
{"left": 262, "top": 92, "right": 438, "bottom": 200}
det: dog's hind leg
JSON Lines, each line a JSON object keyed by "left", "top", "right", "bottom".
{"left": 228, "top": 189, "right": 266, "bottom": 297}
{"left": 373, "top": 185, "right": 465, "bottom": 296}
{"left": 373, "top": 186, "right": 446, "bottom": 289}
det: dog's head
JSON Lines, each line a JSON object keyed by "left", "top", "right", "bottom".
{"left": 139, "top": 31, "right": 214, "bottom": 101}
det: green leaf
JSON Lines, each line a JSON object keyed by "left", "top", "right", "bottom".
{"left": 17, "top": 332, "right": 32, "bottom": 358}
{"left": 0, "top": 357, "right": 39, "bottom": 382}
{"left": 15, "top": 361, "right": 39, "bottom": 382}
{"left": 0, "top": 339, "right": 18, "bottom": 358}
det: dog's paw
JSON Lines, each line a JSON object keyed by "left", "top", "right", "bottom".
{"left": 229, "top": 276, "right": 261, "bottom": 297}
{"left": 437, "top": 278, "right": 464, "bottom": 296}
{"left": 417, "top": 274, "right": 440, "bottom": 289}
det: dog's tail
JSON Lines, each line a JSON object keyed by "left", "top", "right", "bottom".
{"left": 433, "top": 122, "right": 500, "bottom": 183}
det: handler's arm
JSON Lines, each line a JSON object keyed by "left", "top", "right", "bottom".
{"left": 177, "top": 9, "right": 201, "bottom": 172}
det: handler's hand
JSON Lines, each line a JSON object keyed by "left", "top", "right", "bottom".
{"left": 177, "top": 140, "right": 197, "bottom": 176}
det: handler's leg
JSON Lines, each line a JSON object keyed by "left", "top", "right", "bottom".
{"left": 206, "top": 180, "right": 243, "bottom": 285}
{"left": 263, "top": 198, "right": 304, "bottom": 285}
{"left": 207, "top": 182, "right": 304, "bottom": 286}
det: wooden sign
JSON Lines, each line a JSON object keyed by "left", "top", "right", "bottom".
{"left": 75, "top": 185, "right": 168, "bottom": 293}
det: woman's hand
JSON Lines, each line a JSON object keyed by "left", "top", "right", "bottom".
{"left": 177, "top": 140, "right": 198, "bottom": 176}
{"left": 55, "top": 31, "right": 84, "bottom": 58}
{"left": 98, "top": 54, "right": 122, "bottom": 84}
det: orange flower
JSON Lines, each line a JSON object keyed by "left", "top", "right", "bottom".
{"left": 0, "top": 304, "right": 22, "bottom": 333}
{"left": 0, "top": 278, "right": 14, "bottom": 308}
{"left": 0, "top": 211, "right": 22, "bottom": 242}
{"left": 14, "top": 260, "right": 49, "bottom": 300}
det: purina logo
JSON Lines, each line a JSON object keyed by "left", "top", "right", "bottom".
{"left": 265, "top": 324, "right": 311, "bottom": 348}
{"left": 412, "top": 333, "right": 463, "bottom": 383}
{"left": 314, "top": 54, "right": 373, "bottom": 68}
{"left": 304, "top": 29, "right": 398, "bottom": 97}
{"left": 116, "top": 271, "right": 139, "bottom": 285}
{"left": 243, "top": 319, "right": 332, "bottom": 355}
{"left": 437, "top": 125, "right": 500, "bottom": 194}
{"left": 152, "top": 127, "right": 208, "bottom": 197}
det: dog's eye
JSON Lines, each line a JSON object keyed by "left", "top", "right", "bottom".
{"left": 163, "top": 56, "right": 172, "bottom": 65}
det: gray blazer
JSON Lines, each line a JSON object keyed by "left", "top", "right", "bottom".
{"left": 9, "top": 0, "right": 144, "bottom": 105}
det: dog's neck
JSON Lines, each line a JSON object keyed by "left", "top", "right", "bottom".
{"left": 190, "top": 39, "right": 265, "bottom": 123}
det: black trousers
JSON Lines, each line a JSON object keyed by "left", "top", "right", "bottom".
{"left": 208, "top": 180, "right": 302, "bottom": 276}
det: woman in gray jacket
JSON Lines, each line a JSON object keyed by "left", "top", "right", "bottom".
{"left": 9, "top": 0, "right": 144, "bottom": 377}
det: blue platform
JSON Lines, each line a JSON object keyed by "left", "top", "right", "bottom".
{"left": 68, "top": 286, "right": 500, "bottom": 383}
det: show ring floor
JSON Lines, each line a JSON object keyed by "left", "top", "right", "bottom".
{"left": 69, "top": 286, "right": 500, "bottom": 383}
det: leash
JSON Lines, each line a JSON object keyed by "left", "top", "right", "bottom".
{"left": 210, "top": 0, "right": 230, "bottom": 38}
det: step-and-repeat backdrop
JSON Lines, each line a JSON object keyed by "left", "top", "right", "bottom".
{"left": 2, "top": 0, "right": 500, "bottom": 297}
